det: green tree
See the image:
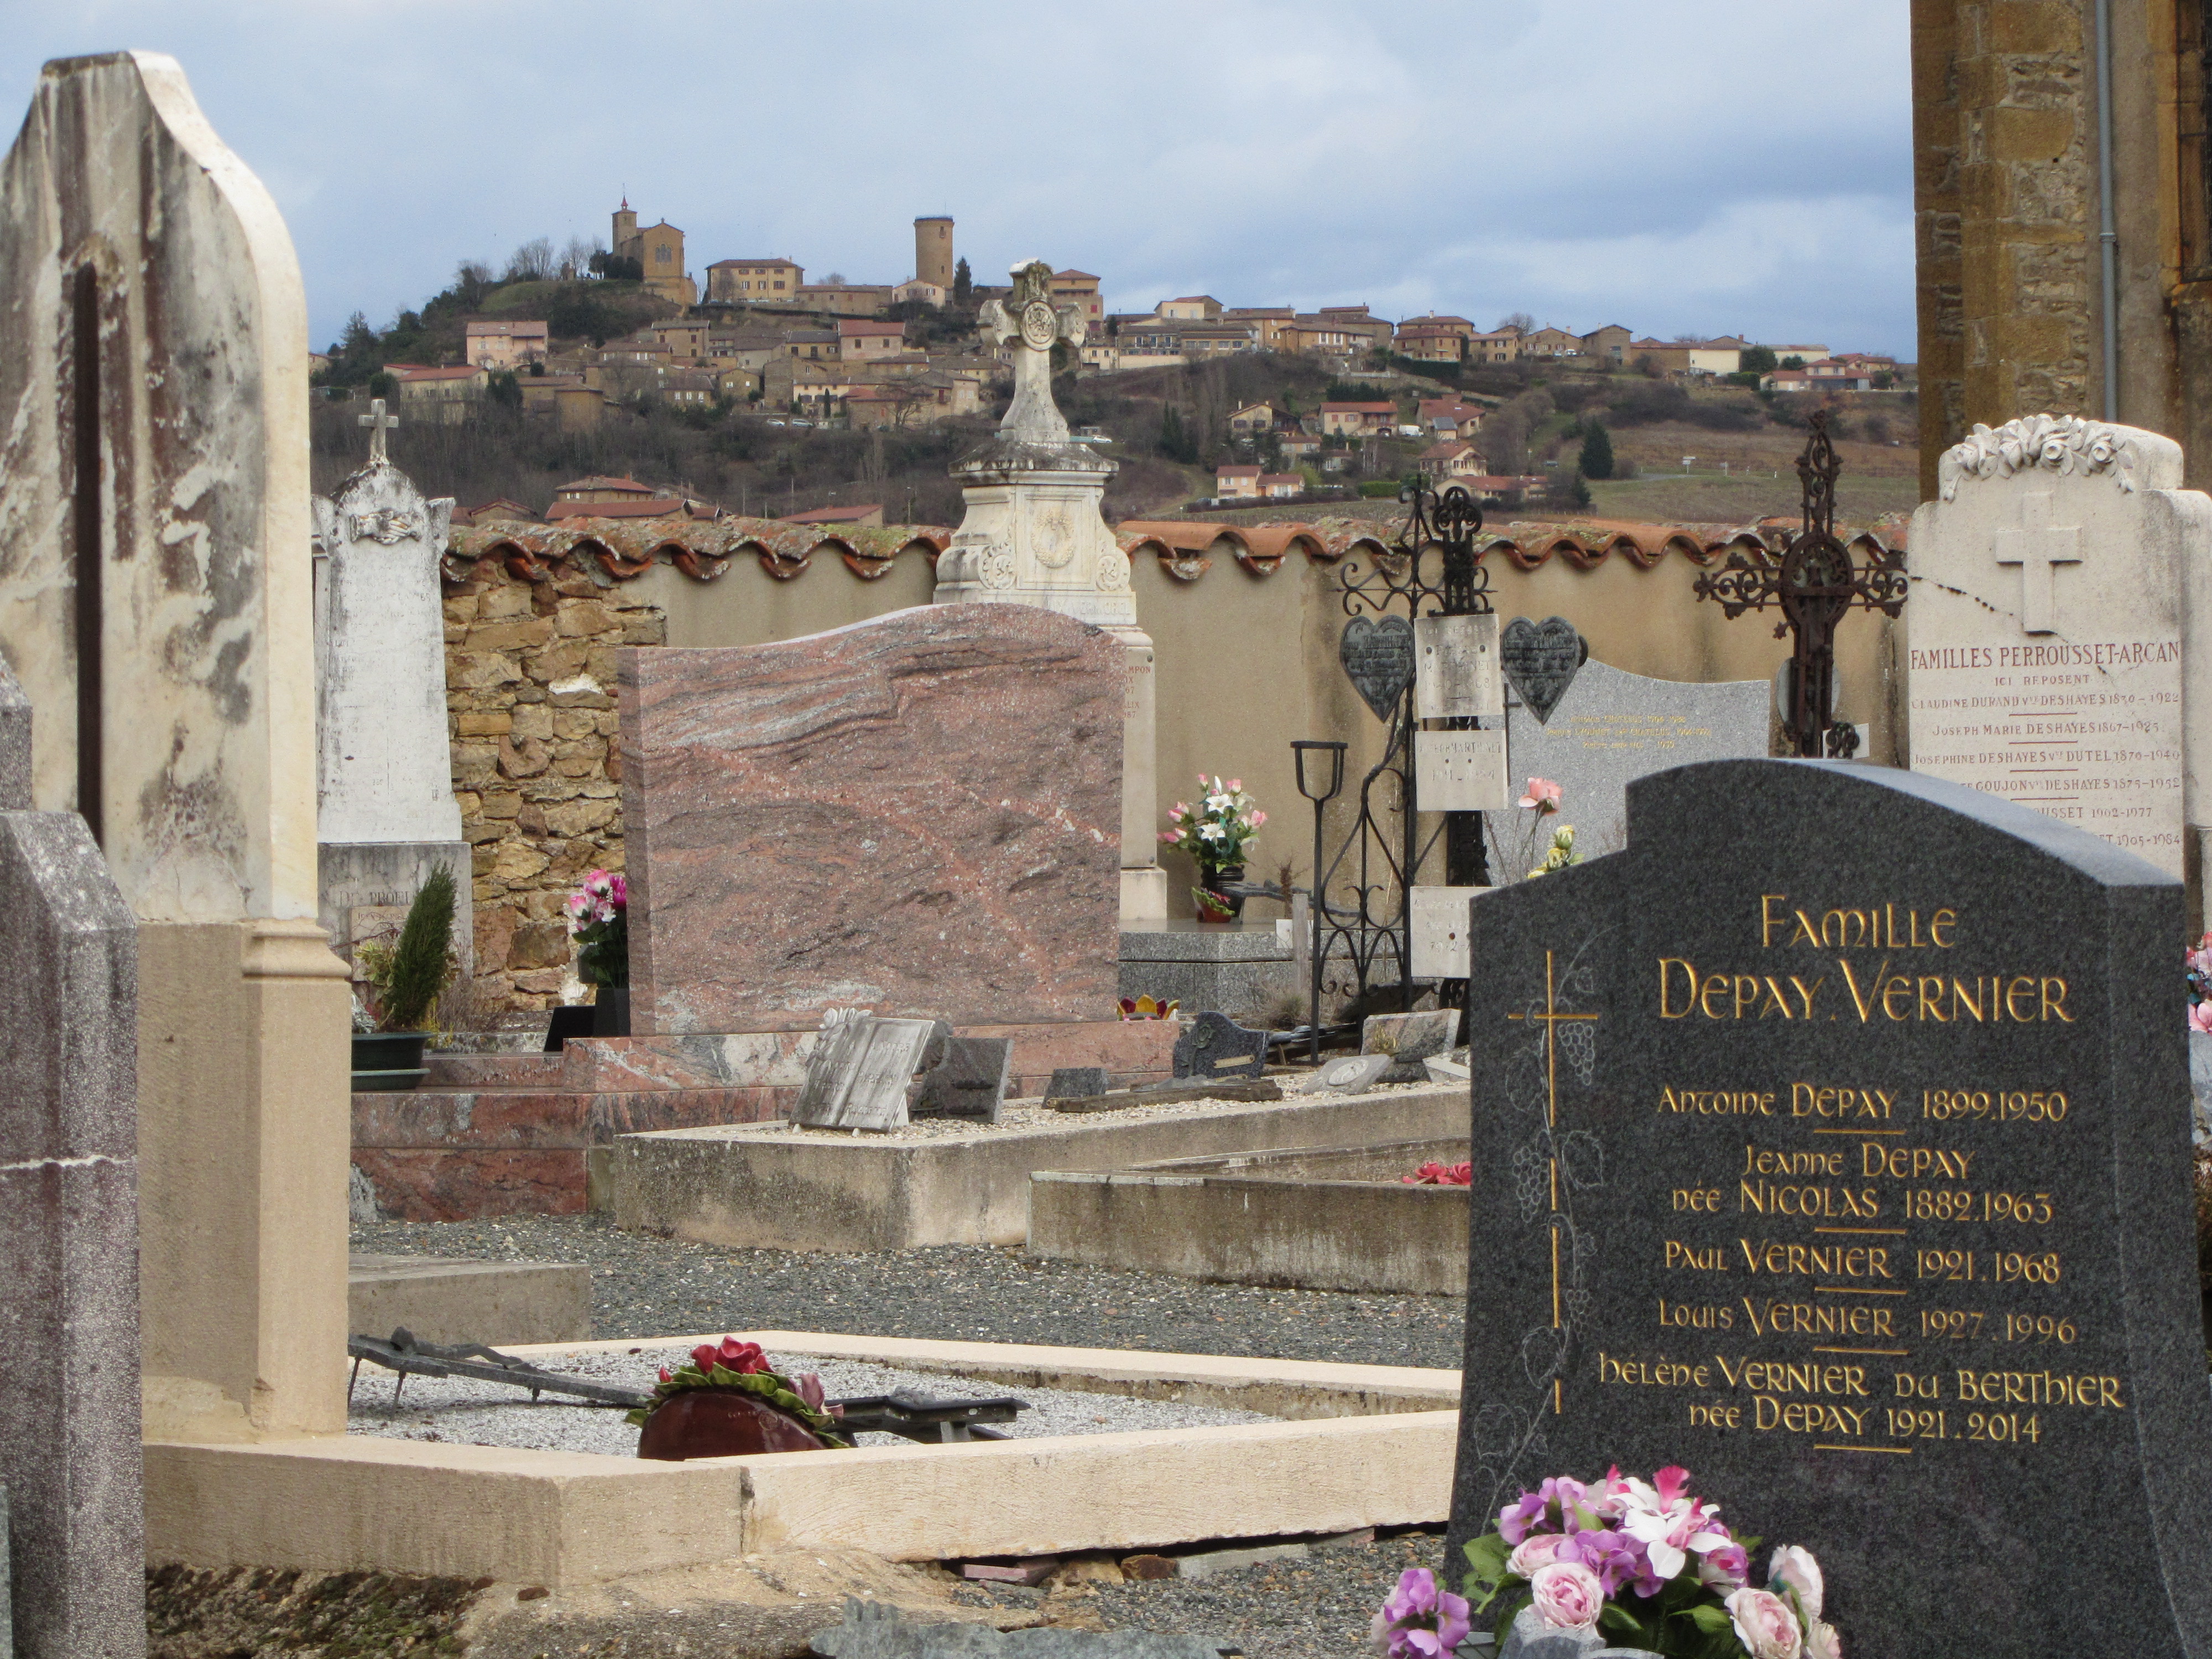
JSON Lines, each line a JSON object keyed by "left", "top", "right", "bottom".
{"left": 1578, "top": 419, "right": 1615, "bottom": 481}
{"left": 952, "top": 257, "right": 973, "bottom": 307}
{"left": 1739, "top": 345, "right": 1777, "bottom": 374}
{"left": 1780, "top": 355, "right": 1806, "bottom": 371}
{"left": 487, "top": 370, "right": 521, "bottom": 409}
{"left": 371, "top": 867, "right": 456, "bottom": 1032}
{"left": 1159, "top": 404, "right": 1198, "bottom": 463}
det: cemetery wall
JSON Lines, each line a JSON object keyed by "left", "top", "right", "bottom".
{"left": 440, "top": 562, "right": 666, "bottom": 1010}
{"left": 442, "top": 526, "right": 1902, "bottom": 1003}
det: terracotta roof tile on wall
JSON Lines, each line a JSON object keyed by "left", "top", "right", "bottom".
{"left": 445, "top": 513, "right": 950, "bottom": 588}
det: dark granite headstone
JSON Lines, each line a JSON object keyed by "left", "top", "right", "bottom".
{"left": 1498, "top": 615, "right": 1587, "bottom": 724}
{"left": 913, "top": 1037, "right": 1013, "bottom": 1123}
{"left": 1447, "top": 759, "right": 2212, "bottom": 1658}
{"left": 1339, "top": 614, "right": 1416, "bottom": 722}
{"left": 1172, "top": 1011, "right": 1269, "bottom": 1082}
{"left": 0, "top": 810, "right": 143, "bottom": 1657}
{"left": 1045, "top": 1066, "right": 1110, "bottom": 1101}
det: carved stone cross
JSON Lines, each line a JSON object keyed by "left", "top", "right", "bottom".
{"left": 980, "top": 258, "right": 1084, "bottom": 444}
{"left": 357, "top": 397, "right": 399, "bottom": 466}
{"left": 1994, "top": 490, "right": 2082, "bottom": 635}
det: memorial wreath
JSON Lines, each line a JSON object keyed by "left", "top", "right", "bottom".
{"left": 625, "top": 1336, "right": 852, "bottom": 1448}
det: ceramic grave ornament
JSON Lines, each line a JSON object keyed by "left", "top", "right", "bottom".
{"left": 1340, "top": 614, "right": 1417, "bottom": 721}
{"left": 1499, "top": 616, "right": 1588, "bottom": 724}
{"left": 933, "top": 258, "right": 1164, "bottom": 920}
{"left": 1907, "top": 414, "right": 2212, "bottom": 882}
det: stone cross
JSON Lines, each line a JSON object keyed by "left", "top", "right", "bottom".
{"left": 358, "top": 397, "right": 399, "bottom": 465}
{"left": 1994, "top": 489, "right": 2083, "bottom": 634}
{"left": 980, "top": 258, "right": 1084, "bottom": 444}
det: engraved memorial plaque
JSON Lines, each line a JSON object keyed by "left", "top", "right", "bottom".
{"left": 793, "top": 1015, "right": 946, "bottom": 1130}
{"left": 1446, "top": 759, "right": 2212, "bottom": 1659}
{"left": 1415, "top": 729, "right": 1509, "bottom": 812}
{"left": 1410, "top": 885, "right": 1486, "bottom": 978}
{"left": 1340, "top": 615, "right": 1417, "bottom": 722}
{"left": 1415, "top": 614, "right": 1504, "bottom": 721}
{"left": 1498, "top": 615, "right": 1588, "bottom": 724}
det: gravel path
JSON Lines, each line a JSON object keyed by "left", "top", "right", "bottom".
{"left": 348, "top": 1343, "right": 1274, "bottom": 1454}
{"left": 350, "top": 1213, "right": 1464, "bottom": 1370}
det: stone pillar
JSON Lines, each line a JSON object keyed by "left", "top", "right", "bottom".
{"left": 0, "top": 664, "right": 144, "bottom": 1659}
{"left": 0, "top": 53, "right": 351, "bottom": 1444}
{"left": 311, "top": 451, "right": 471, "bottom": 980}
{"left": 933, "top": 259, "right": 1166, "bottom": 922}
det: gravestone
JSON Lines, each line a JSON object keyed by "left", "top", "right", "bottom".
{"left": 1448, "top": 758, "right": 2212, "bottom": 1658}
{"left": 1340, "top": 615, "right": 1416, "bottom": 721}
{"left": 1908, "top": 415, "right": 2212, "bottom": 883}
{"left": 1171, "top": 1011, "right": 1269, "bottom": 1082}
{"left": 1415, "top": 728, "right": 1510, "bottom": 811}
{"left": 623, "top": 603, "right": 1123, "bottom": 1033}
{"left": 0, "top": 707, "right": 143, "bottom": 1655}
{"left": 1298, "top": 1052, "right": 1392, "bottom": 1096}
{"left": 933, "top": 259, "right": 1163, "bottom": 924}
{"left": 1410, "top": 884, "right": 1483, "bottom": 978}
{"left": 794, "top": 1015, "right": 950, "bottom": 1131}
{"left": 1501, "top": 660, "right": 1767, "bottom": 874}
{"left": 1415, "top": 614, "right": 1504, "bottom": 722}
{"left": 914, "top": 1037, "right": 1014, "bottom": 1122}
{"left": 0, "top": 52, "right": 351, "bottom": 1443}
{"left": 1498, "top": 616, "right": 1588, "bottom": 723}
{"left": 1361, "top": 1009, "right": 1458, "bottom": 1083}
{"left": 311, "top": 415, "right": 469, "bottom": 981}
{"left": 1045, "top": 1066, "right": 1110, "bottom": 1100}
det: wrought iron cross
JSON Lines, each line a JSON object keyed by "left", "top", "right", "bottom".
{"left": 358, "top": 397, "right": 399, "bottom": 465}
{"left": 1691, "top": 413, "right": 1906, "bottom": 758}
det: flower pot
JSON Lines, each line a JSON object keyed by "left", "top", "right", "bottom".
{"left": 593, "top": 985, "right": 632, "bottom": 1037}
{"left": 1196, "top": 863, "right": 1245, "bottom": 923}
{"left": 351, "top": 1031, "right": 428, "bottom": 1093}
{"left": 635, "top": 1387, "right": 831, "bottom": 1460}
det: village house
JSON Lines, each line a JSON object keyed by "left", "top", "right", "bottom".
{"left": 518, "top": 375, "right": 610, "bottom": 431}
{"left": 1417, "top": 398, "right": 1486, "bottom": 436}
{"left": 893, "top": 277, "right": 946, "bottom": 307}
{"left": 1518, "top": 326, "right": 1583, "bottom": 357}
{"left": 795, "top": 281, "right": 895, "bottom": 317}
{"left": 1760, "top": 342, "right": 1830, "bottom": 365}
{"left": 388, "top": 363, "right": 487, "bottom": 422}
{"left": 784, "top": 330, "right": 838, "bottom": 361}
{"left": 1316, "top": 305, "right": 1394, "bottom": 349}
{"left": 1580, "top": 324, "right": 1634, "bottom": 363}
{"left": 705, "top": 257, "right": 805, "bottom": 305}
{"left": 1258, "top": 472, "right": 1303, "bottom": 499}
{"left": 1278, "top": 431, "right": 1321, "bottom": 463}
{"left": 1806, "top": 359, "right": 1876, "bottom": 390}
{"left": 1228, "top": 402, "right": 1275, "bottom": 436}
{"left": 612, "top": 200, "right": 695, "bottom": 305}
{"left": 1319, "top": 400, "right": 1397, "bottom": 436}
{"left": 1418, "top": 440, "right": 1489, "bottom": 483}
{"left": 463, "top": 319, "right": 549, "bottom": 371}
{"left": 551, "top": 475, "right": 662, "bottom": 507}
{"left": 838, "top": 318, "right": 908, "bottom": 361}
{"left": 1224, "top": 306, "right": 1293, "bottom": 348}
{"left": 1467, "top": 327, "right": 1521, "bottom": 362}
{"left": 1176, "top": 321, "right": 1260, "bottom": 358}
{"left": 1761, "top": 367, "right": 1813, "bottom": 393}
{"left": 644, "top": 318, "right": 711, "bottom": 356}
{"left": 1049, "top": 269, "right": 1104, "bottom": 330}
{"left": 1278, "top": 316, "right": 1362, "bottom": 356}
{"left": 1394, "top": 321, "right": 1466, "bottom": 363}
{"left": 1215, "top": 463, "right": 1262, "bottom": 499}
{"left": 1157, "top": 295, "right": 1223, "bottom": 321}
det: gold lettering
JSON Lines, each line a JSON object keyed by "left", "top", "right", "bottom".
{"left": 1838, "top": 956, "right": 1885, "bottom": 1022}
{"left": 1701, "top": 973, "right": 1731, "bottom": 1020}
{"left": 1761, "top": 894, "right": 1790, "bottom": 947}
{"left": 2006, "top": 976, "right": 2038, "bottom": 1021}
{"left": 1931, "top": 909, "right": 1957, "bottom": 947}
{"left": 2041, "top": 978, "right": 2073, "bottom": 1023}
{"left": 1789, "top": 975, "right": 1824, "bottom": 1018}
{"left": 1759, "top": 977, "right": 1793, "bottom": 1019}
{"left": 1881, "top": 972, "right": 1915, "bottom": 1021}
{"left": 1952, "top": 978, "right": 1984, "bottom": 1021}
{"left": 1918, "top": 977, "right": 1948, "bottom": 1021}
{"left": 1659, "top": 959, "right": 1697, "bottom": 1018}
{"left": 1735, "top": 975, "right": 1760, "bottom": 1020}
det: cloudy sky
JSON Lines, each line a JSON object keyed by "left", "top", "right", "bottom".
{"left": 1, "top": 1, "right": 1916, "bottom": 357}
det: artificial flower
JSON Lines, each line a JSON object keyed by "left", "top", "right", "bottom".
{"left": 1528, "top": 1561, "right": 1604, "bottom": 1632}
{"left": 1770, "top": 1545, "right": 1824, "bottom": 1621}
{"left": 1519, "top": 777, "right": 1563, "bottom": 812}
{"left": 1804, "top": 1617, "right": 1844, "bottom": 1659}
{"left": 1368, "top": 1568, "right": 1469, "bottom": 1659}
{"left": 691, "top": 1336, "right": 770, "bottom": 1376}
{"left": 2191, "top": 1001, "right": 2212, "bottom": 1035}
{"left": 1726, "top": 1587, "right": 1804, "bottom": 1659}
{"left": 1698, "top": 1541, "right": 1751, "bottom": 1594}
{"left": 1506, "top": 1534, "right": 1570, "bottom": 1577}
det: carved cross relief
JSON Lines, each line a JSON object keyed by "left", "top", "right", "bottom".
{"left": 1994, "top": 491, "right": 2083, "bottom": 635}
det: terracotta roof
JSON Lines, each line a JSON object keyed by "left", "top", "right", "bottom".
{"left": 708, "top": 257, "right": 800, "bottom": 267}
{"left": 1321, "top": 401, "right": 1395, "bottom": 414}
{"left": 555, "top": 476, "right": 661, "bottom": 496}
{"left": 1053, "top": 269, "right": 1101, "bottom": 281}
{"left": 391, "top": 365, "right": 482, "bottom": 382}
{"left": 446, "top": 513, "right": 952, "bottom": 587}
{"left": 545, "top": 498, "right": 689, "bottom": 521}
{"left": 1215, "top": 465, "right": 1262, "bottom": 478}
{"left": 466, "top": 320, "right": 547, "bottom": 336}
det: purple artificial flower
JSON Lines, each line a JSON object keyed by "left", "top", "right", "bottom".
{"left": 1499, "top": 1476, "right": 1588, "bottom": 1545}
{"left": 1562, "top": 1527, "right": 1657, "bottom": 1600}
{"left": 1369, "top": 1568, "right": 1472, "bottom": 1659}
{"left": 1698, "top": 1542, "right": 1751, "bottom": 1595}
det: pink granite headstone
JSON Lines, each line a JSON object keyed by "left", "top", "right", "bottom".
{"left": 622, "top": 604, "right": 1124, "bottom": 1033}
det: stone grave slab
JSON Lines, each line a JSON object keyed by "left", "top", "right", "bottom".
{"left": 1171, "top": 1011, "right": 1269, "bottom": 1082}
{"left": 1501, "top": 659, "right": 1766, "bottom": 874}
{"left": 1415, "top": 729, "right": 1509, "bottom": 812}
{"left": 1298, "top": 1053, "right": 1392, "bottom": 1096}
{"left": 795, "top": 1016, "right": 948, "bottom": 1131}
{"left": 1498, "top": 615, "right": 1587, "bottom": 722}
{"left": 1415, "top": 613, "right": 1503, "bottom": 722}
{"left": 1361, "top": 1010, "right": 1458, "bottom": 1083}
{"left": 1410, "top": 885, "right": 1484, "bottom": 979}
{"left": 913, "top": 1037, "right": 1014, "bottom": 1123}
{"left": 1448, "top": 757, "right": 2212, "bottom": 1658}
{"left": 0, "top": 806, "right": 142, "bottom": 1656}
{"left": 1340, "top": 615, "right": 1416, "bottom": 721}
{"left": 1908, "top": 415, "right": 2212, "bottom": 881}
{"left": 1045, "top": 1066, "right": 1110, "bottom": 1101}
{"left": 622, "top": 604, "right": 1123, "bottom": 1033}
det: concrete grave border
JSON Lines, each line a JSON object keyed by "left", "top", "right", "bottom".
{"left": 145, "top": 1331, "right": 1458, "bottom": 1587}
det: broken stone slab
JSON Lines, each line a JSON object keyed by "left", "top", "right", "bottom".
{"left": 1173, "top": 1540, "right": 1308, "bottom": 1580}
{"left": 1171, "top": 1011, "right": 1268, "bottom": 1083}
{"left": 1044, "top": 1066, "right": 1110, "bottom": 1102}
{"left": 915, "top": 1038, "right": 1014, "bottom": 1123}
{"left": 1422, "top": 1054, "right": 1471, "bottom": 1084}
{"left": 795, "top": 1015, "right": 950, "bottom": 1131}
{"left": 811, "top": 1598, "right": 1238, "bottom": 1657}
{"left": 1360, "top": 1010, "right": 1458, "bottom": 1083}
{"left": 1296, "top": 1054, "right": 1392, "bottom": 1096}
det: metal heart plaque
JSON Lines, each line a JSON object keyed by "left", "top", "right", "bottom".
{"left": 1339, "top": 614, "right": 1416, "bottom": 722}
{"left": 1499, "top": 615, "right": 1588, "bottom": 725}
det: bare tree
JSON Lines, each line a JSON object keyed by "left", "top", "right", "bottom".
{"left": 1496, "top": 311, "right": 1536, "bottom": 335}
{"left": 822, "top": 270, "right": 847, "bottom": 286}
{"left": 503, "top": 237, "right": 555, "bottom": 283}
{"left": 558, "top": 234, "right": 601, "bottom": 281}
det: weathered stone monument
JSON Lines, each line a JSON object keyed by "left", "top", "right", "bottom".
{"left": 1449, "top": 759, "right": 2212, "bottom": 1657}
{"left": 1500, "top": 655, "right": 1768, "bottom": 872}
{"left": 1907, "top": 415, "right": 2212, "bottom": 883}
{"left": 0, "top": 52, "right": 351, "bottom": 1442}
{"left": 933, "top": 258, "right": 1164, "bottom": 922}
{"left": 622, "top": 602, "right": 1123, "bottom": 1032}
{"left": 0, "top": 659, "right": 143, "bottom": 1658}
{"left": 311, "top": 401, "right": 468, "bottom": 975}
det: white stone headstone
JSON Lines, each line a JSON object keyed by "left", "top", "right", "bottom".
{"left": 1907, "top": 416, "right": 2212, "bottom": 880}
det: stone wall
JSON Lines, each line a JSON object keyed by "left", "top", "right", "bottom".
{"left": 442, "top": 564, "right": 666, "bottom": 1012}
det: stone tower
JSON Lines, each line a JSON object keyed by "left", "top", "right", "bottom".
{"left": 612, "top": 196, "right": 637, "bottom": 253}
{"left": 915, "top": 215, "right": 953, "bottom": 291}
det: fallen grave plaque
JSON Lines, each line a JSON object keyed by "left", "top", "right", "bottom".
{"left": 1448, "top": 758, "right": 2212, "bottom": 1659}
{"left": 795, "top": 1016, "right": 949, "bottom": 1131}
{"left": 913, "top": 1037, "right": 1014, "bottom": 1123}
{"left": 1171, "top": 1011, "right": 1269, "bottom": 1082}
{"left": 1298, "top": 1053, "right": 1392, "bottom": 1096}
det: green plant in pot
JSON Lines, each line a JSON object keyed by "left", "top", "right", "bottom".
{"left": 1158, "top": 775, "right": 1266, "bottom": 922}
{"left": 352, "top": 865, "right": 458, "bottom": 1092}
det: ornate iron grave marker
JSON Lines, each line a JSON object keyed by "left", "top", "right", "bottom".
{"left": 1497, "top": 616, "right": 1588, "bottom": 725}
{"left": 1339, "top": 614, "right": 1417, "bottom": 722}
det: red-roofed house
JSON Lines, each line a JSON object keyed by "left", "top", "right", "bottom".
{"left": 390, "top": 364, "right": 487, "bottom": 423}
{"left": 1216, "top": 464, "right": 1263, "bottom": 499}
{"left": 1319, "top": 401, "right": 1397, "bottom": 436}
{"left": 780, "top": 503, "right": 885, "bottom": 528}
{"left": 1258, "top": 473, "right": 1305, "bottom": 499}
{"left": 1050, "top": 270, "right": 1104, "bottom": 328}
{"left": 1418, "top": 441, "right": 1488, "bottom": 483}
{"left": 1159, "top": 295, "right": 1224, "bottom": 321}
{"left": 838, "top": 318, "right": 908, "bottom": 361}
{"left": 465, "top": 320, "right": 549, "bottom": 371}
{"left": 552, "top": 475, "right": 661, "bottom": 505}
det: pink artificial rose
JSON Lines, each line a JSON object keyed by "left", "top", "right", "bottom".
{"left": 1250, "top": 810, "right": 1267, "bottom": 826}
{"left": 1528, "top": 1561, "right": 1604, "bottom": 1633}
{"left": 792, "top": 1372, "right": 826, "bottom": 1411}
{"left": 1803, "top": 1618, "right": 1843, "bottom": 1659}
{"left": 1769, "top": 1546, "right": 1823, "bottom": 1621}
{"left": 1519, "top": 777, "right": 1563, "bottom": 811}
{"left": 608, "top": 874, "right": 628, "bottom": 907}
{"left": 1157, "top": 831, "right": 1181, "bottom": 844}
{"left": 1227, "top": 779, "right": 1242, "bottom": 791}
{"left": 2191, "top": 1001, "right": 2212, "bottom": 1035}
{"left": 1507, "top": 1533, "right": 1570, "bottom": 1577}
{"left": 1698, "top": 1542, "right": 1750, "bottom": 1593}
{"left": 1725, "top": 1588, "right": 1804, "bottom": 1659}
